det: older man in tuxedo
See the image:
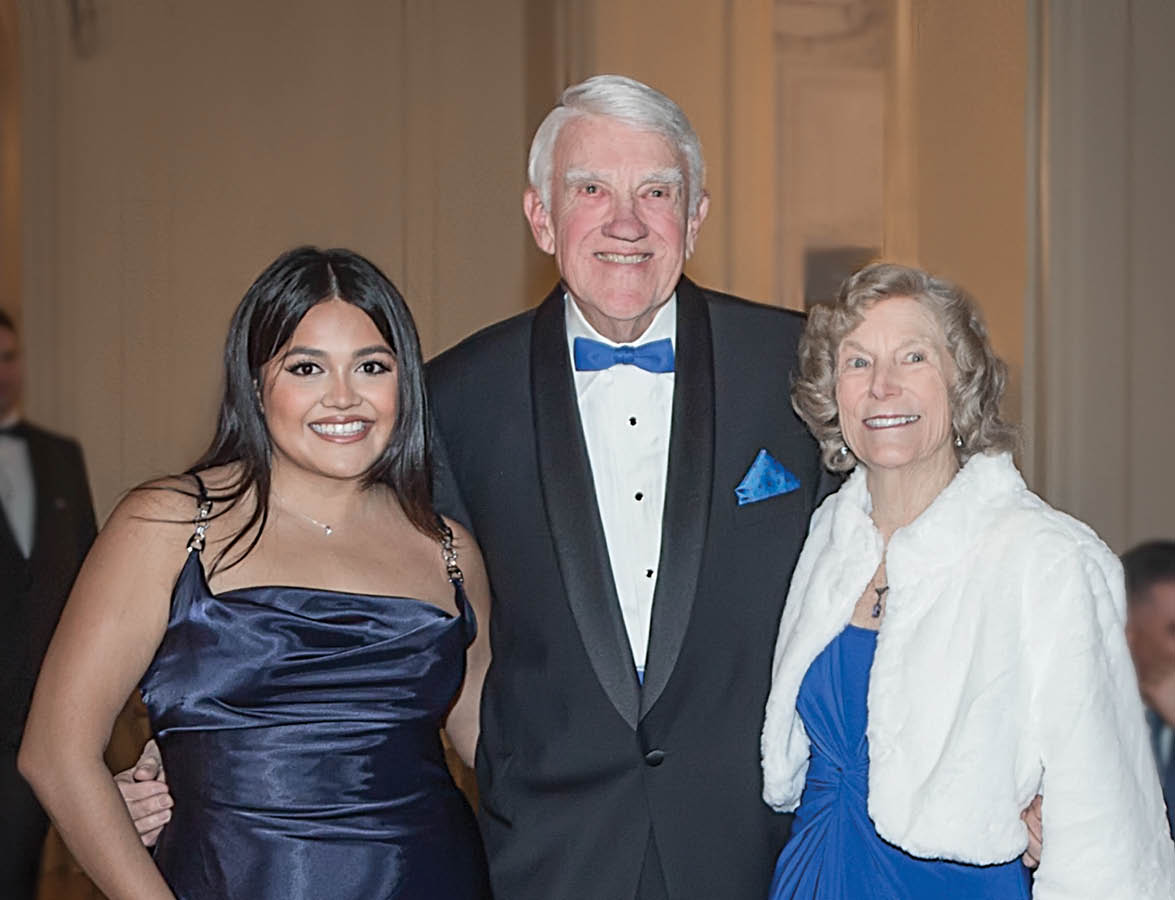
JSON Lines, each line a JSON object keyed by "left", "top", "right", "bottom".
{"left": 0, "top": 309, "right": 97, "bottom": 899}
{"left": 424, "top": 75, "right": 833, "bottom": 899}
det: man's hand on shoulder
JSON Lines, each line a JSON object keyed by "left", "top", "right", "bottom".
{"left": 113, "top": 739, "right": 173, "bottom": 847}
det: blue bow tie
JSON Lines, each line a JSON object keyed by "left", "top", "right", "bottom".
{"left": 572, "top": 337, "right": 675, "bottom": 373}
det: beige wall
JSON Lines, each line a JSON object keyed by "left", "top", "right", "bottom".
{"left": 15, "top": 0, "right": 1170, "bottom": 549}
{"left": 0, "top": 0, "right": 17, "bottom": 320}
{"left": 19, "top": 1, "right": 534, "bottom": 518}
{"left": 1033, "top": 0, "right": 1175, "bottom": 550}
{"left": 899, "top": 0, "right": 1028, "bottom": 427}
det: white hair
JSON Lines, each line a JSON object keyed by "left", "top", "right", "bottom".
{"left": 527, "top": 74, "right": 707, "bottom": 215}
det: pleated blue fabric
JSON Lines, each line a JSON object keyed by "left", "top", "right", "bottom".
{"left": 768, "top": 625, "right": 1031, "bottom": 900}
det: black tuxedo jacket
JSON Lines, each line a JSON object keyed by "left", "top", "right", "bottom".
{"left": 427, "top": 278, "right": 834, "bottom": 899}
{"left": 0, "top": 425, "right": 96, "bottom": 750}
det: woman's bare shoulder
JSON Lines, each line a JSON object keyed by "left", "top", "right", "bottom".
{"left": 113, "top": 464, "right": 245, "bottom": 530}
{"left": 114, "top": 477, "right": 199, "bottom": 525}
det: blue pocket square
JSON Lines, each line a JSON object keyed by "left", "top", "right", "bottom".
{"left": 735, "top": 449, "right": 800, "bottom": 506}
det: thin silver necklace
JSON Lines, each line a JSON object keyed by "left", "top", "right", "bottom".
{"left": 273, "top": 493, "right": 336, "bottom": 537}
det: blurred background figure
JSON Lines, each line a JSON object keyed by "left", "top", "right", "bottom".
{"left": 1124, "top": 540, "right": 1175, "bottom": 835}
{"left": 0, "top": 309, "right": 96, "bottom": 900}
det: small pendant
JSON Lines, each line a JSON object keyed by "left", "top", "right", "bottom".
{"left": 323, "top": 525, "right": 333, "bottom": 536}
{"left": 872, "top": 585, "right": 889, "bottom": 618}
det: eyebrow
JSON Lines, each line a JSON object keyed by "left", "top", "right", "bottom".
{"left": 353, "top": 345, "right": 395, "bottom": 358}
{"left": 839, "top": 336, "right": 936, "bottom": 354}
{"left": 562, "top": 167, "right": 684, "bottom": 186}
{"left": 564, "top": 168, "right": 604, "bottom": 186}
{"left": 641, "top": 168, "right": 684, "bottom": 186}
{"left": 283, "top": 344, "right": 394, "bottom": 359}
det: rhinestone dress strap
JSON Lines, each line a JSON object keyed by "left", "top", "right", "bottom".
{"left": 439, "top": 521, "right": 464, "bottom": 585}
{"left": 186, "top": 473, "right": 212, "bottom": 553}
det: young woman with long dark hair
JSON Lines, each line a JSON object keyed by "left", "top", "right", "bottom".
{"left": 19, "top": 247, "right": 492, "bottom": 899}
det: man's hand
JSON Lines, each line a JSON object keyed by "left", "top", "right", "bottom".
{"left": 113, "top": 739, "right": 173, "bottom": 847}
{"left": 1020, "top": 794, "right": 1043, "bottom": 869}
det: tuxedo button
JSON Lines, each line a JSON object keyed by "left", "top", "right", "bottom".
{"left": 644, "top": 749, "right": 665, "bottom": 767}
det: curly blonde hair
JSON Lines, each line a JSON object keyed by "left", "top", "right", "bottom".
{"left": 793, "top": 262, "right": 1017, "bottom": 472}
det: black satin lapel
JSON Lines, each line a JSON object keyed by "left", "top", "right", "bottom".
{"left": 640, "top": 280, "right": 715, "bottom": 717}
{"left": 531, "top": 288, "right": 641, "bottom": 728}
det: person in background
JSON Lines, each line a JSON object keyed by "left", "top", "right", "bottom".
{"left": 0, "top": 308, "right": 97, "bottom": 899}
{"left": 1123, "top": 540, "right": 1175, "bottom": 835}
{"left": 761, "top": 262, "right": 1174, "bottom": 899}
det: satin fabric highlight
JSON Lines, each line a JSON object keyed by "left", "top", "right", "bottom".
{"left": 139, "top": 552, "right": 490, "bottom": 899}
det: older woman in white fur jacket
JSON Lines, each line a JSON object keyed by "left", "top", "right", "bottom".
{"left": 760, "top": 263, "right": 1174, "bottom": 900}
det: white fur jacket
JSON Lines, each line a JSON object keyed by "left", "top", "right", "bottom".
{"left": 761, "top": 452, "right": 1175, "bottom": 899}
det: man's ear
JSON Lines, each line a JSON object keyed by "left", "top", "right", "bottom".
{"left": 523, "top": 188, "right": 556, "bottom": 255}
{"left": 684, "top": 191, "right": 710, "bottom": 260}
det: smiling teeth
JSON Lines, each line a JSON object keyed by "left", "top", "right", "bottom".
{"left": 595, "top": 252, "right": 651, "bottom": 264}
{"left": 310, "top": 421, "right": 368, "bottom": 436}
{"left": 864, "top": 415, "right": 920, "bottom": 428}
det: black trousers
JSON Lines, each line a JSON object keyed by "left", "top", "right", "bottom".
{"left": 0, "top": 749, "right": 48, "bottom": 900}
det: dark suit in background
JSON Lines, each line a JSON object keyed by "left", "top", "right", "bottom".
{"left": 428, "top": 278, "right": 834, "bottom": 899}
{"left": 0, "top": 424, "right": 96, "bottom": 899}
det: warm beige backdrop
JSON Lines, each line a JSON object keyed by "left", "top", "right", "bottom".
{"left": 17, "top": 0, "right": 537, "bottom": 520}
{"left": 9, "top": 0, "right": 1175, "bottom": 553}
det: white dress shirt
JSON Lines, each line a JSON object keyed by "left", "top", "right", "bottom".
{"left": 0, "top": 409, "right": 35, "bottom": 557}
{"left": 565, "top": 295, "right": 676, "bottom": 676}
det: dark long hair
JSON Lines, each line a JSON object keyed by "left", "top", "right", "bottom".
{"left": 191, "top": 246, "right": 438, "bottom": 572}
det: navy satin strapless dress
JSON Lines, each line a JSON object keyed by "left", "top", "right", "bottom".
{"left": 768, "top": 625, "right": 1030, "bottom": 900}
{"left": 139, "top": 546, "right": 490, "bottom": 899}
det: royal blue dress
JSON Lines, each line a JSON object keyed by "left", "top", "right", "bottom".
{"left": 139, "top": 511, "right": 490, "bottom": 899}
{"left": 768, "top": 625, "right": 1031, "bottom": 899}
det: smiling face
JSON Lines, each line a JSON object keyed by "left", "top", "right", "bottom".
{"left": 259, "top": 299, "right": 398, "bottom": 482}
{"left": 835, "top": 297, "right": 957, "bottom": 478}
{"left": 524, "top": 114, "right": 709, "bottom": 343}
